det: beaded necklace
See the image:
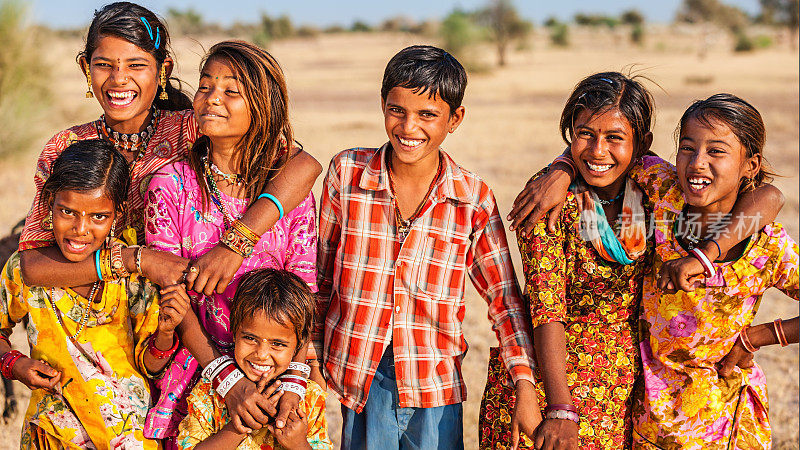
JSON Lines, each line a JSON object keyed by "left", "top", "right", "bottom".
{"left": 387, "top": 152, "right": 443, "bottom": 243}
{"left": 596, "top": 189, "right": 624, "bottom": 205}
{"left": 209, "top": 160, "right": 244, "bottom": 186}
{"left": 48, "top": 282, "right": 100, "bottom": 340}
{"left": 96, "top": 107, "right": 159, "bottom": 154}
{"left": 202, "top": 156, "right": 242, "bottom": 227}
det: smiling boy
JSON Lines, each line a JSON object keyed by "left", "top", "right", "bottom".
{"left": 315, "top": 45, "right": 539, "bottom": 448}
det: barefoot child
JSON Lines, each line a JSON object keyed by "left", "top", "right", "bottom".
{"left": 315, "top": 45, "right": 538, "bottom": 449}
{"left": 0, "top": 139, "right": 188, "bottom": 448}
{"left": 176, "top": 268, "right": 332, "bottom": 449}
{"left": 633, "top": 94, "right": 798, "bottom": 449}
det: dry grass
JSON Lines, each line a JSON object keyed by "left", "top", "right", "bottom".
{"left": 0, "top": 27, "right": 797, "bottom": 449}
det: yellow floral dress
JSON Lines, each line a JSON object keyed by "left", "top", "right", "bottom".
{"left": 176, "top": 377, "right": 332, "bottom": 449}
{"left": 0, "top": 251, "right": 161, "bottom": 449}
{"left": 633, "top": 217, "right": 798, "bottom": 449}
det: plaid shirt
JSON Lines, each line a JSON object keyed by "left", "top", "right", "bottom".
{"left": 315, "top": 144, "right": 534, "bottom": 412}
{"left": 19, "top": 110, "right": 197, "bottom": 250}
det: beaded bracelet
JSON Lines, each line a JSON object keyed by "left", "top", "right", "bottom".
{"left": 774, "top": 318, "right": 788, "bottom": 347}
{"left": 134, "top": 246, "right": 144, "bottom": 275}
{"left": 220, "top": 223, "right": 257, "bottom": 258}
{"left": 689, "top": 247, "right": 716, "bottom": 278}
{"left": 0, "top": 350, "right": 24, "bottom": 380}
{"left": 739, "top": 327, "right": 759, "bottom": 353}
{"left": 257, "top": 193, "right": 284, "bottom": 220}
{"left": 147, "top": 333, "right": 180, "bottom": 359}
{"left": 288, "top": 361, "right": 311, "bottom": 378}
{"left": 545, "top": 409, "right": 579, "bottom": 424}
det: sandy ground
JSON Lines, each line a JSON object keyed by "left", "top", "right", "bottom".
{"left": 0, "top": 28, "right": 797, "bottom": 448}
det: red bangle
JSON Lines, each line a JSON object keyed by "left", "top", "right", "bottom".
{"left": 544, "top": 403, "right": 578, "bottom": 414}
{"left": 278, "top": 376, "right": 308, "bottom": 388}
{"left": 689, "top": 247, "right": 716, "bottom": 278}
{"left": 0, "top": 334, "right": 10, "bottom": 347}
{"left": 774, "top": 319, "right": 788, "bottom": 347}
{"left": 212, "top": 364, "right": 238, "bottom": 390}
{"left": 1, "top": 350, "right": 24, "bottom": 380}
{"left": 147, "top": 333, "right": 179, "bottom": 359}
{"left": 739, "top": 327, "right": 758, "bottom": 353}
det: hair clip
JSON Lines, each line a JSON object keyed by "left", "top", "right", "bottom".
{"left": 140, "top": 17, "right": 160, "bottom": 49}
{"left": 599, "top": 77, "right": 615, "bottom": 85}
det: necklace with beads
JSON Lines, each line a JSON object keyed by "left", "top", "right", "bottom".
{"left": 208, "top": 159, "right": 244, "bottom": 186}
{"left": 596, "top": 189, "right": 624, "bottom": 205}
{"left": 96, "top": 106, "right": 159, "bottom": 155}
{"left": 387, "top": 152, "right": 443, "bottom": 243}
{"left": 48, "top": 282, "right": 101, "bottom": 340}
{"left": 202, "top": 156, "right": 241, "bottom": 227}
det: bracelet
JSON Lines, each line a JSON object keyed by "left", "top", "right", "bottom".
{"left": 231, "top": 220, "right": 261, "bottom": 246}
{"left": 110, "top": 244, "right": 130, "bottom": 279}
{"left": 704, "top": 238, "right": 722, "bottom": 261}
{"left": 689, "top": 247, "right": 716, "bottom": 278}
{"left": 0, "top": 333, "right": 10, "bottom": 347}
{"left": 220, "top": 225, "right": 256, "bottom": 258}
{"left": 545, "top": 409, "right": 579, "bottom": 424}
{"left": 202, "top": 355, "right": 234, "bottom": 380}
{"left": 739, "top": 327, "right": 759, "bottom": 353}
{"left": 257, "top": 193, "right": 284, "bottom": 220}
{"left": 99, "top": 247, "right": 115, "bottom": 281}
{"left": 544, "top": 404, "right": 578, "bottom": 414}
{"left": 278, "top": 375, "right": 308, "bottom": 388}
{"left": 1, "top": 350, "right": 24, "bottom": 380}
{"left": 277, "top": 380, "right": 307, "bottom": 397}
{"left": 774, "top": 318, "right": 788, "bottom": 347}
{"left": 288, "top": 361, "right": 311, "bottom": 378}
{"left": 212, "top": 364, "right": 238, "bottom": 390}
{"left": 134, "top": 246, "right": 144, "bottom": 275}
{"left": 552, "top": 156, "right": 577, "bottom": 177}
{"left": 215, "top": 368, "right": 245, "bottom": 398}
{"left": 95, "top": 250, "right": 104, "bottom": 280}
{"left": 148, "top": 333, "right": 179, "bottom": 359}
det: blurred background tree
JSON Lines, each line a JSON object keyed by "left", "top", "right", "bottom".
{"left": 476, "top": 0, "right": 531, "bottom": 66}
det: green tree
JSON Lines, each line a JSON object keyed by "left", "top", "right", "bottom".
{"left": 620, "top": 9, "right": 645, "bottom": 45}
{"left": 167, "top": 7, "right": 207, "bottom": 35}
{"left": 254, "top": 13, "right": 294, "bottom": 47}
{"left": 676, "top": 0, "right": 752, "bottom": 55}
{"left": 439, "top": 8, "right": 482, "bottom": 59}
{"left": 477, "top": 0, "right": 532, "bottom": 66}
{"left": 759, "top": 0, "right": 799, "bottom": 47}
{"left": 350, "top": 20, "right": 372, "bottom": 32}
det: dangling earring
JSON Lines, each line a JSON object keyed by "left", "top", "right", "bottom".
{"left": 43, "top": 211, "right": 53, "bottom": 231}
{"left": 85, "top": 68, "right": 94, "bottom": 98}
{"left": 159, "top": 65, "right": 168, "bottom": 100}
{"left": 106, "top": 220, "right": 117, "bottom": 248}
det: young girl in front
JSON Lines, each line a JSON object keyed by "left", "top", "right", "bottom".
{"left": 144, "top": 40, "right": 318, "bottom": 442}
{"left": 177, "top": 268, "right": 332, "bottom": 449}
{"left": 633, "top": 94, "right": 798, "bottom": 449}
{"left": 0, "top": 139, "right": 189, "bottom": 448}
{"left": 16, "top": 2, "right": 319, "bottom": 437}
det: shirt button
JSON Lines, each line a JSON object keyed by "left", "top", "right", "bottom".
{"left": 395, "top": 306, "right": 401, "bottom": 313}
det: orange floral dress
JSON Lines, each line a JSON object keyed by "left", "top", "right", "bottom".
{"left": 479, "top": 176, "right": 654, "bottom": 449}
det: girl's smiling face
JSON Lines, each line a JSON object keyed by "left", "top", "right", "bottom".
{"left": 233, "top": 310, "right": 298, "bottom": 383}
{"left": 193, "top": 58, "right": 252, "bottom": 151}
{"left": 677, "top": 116, "right": 761, "bottom": 215}
{"left": 83, "top": 35, "right": 161, "bottom": 132}
{"left": 51, "top": 188, "right": 117, "bottom": 263}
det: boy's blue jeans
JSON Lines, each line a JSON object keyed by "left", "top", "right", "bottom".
{"left": 340, "top": 345, "right": 464, "bottom": 450}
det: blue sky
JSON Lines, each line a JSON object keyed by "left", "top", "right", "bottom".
{"left": 31, "top": 0, "right": 761, "bottom": 28}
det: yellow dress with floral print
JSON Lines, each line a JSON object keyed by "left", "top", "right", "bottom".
{"left": 0, "top": 251, "right": 161, "bottom": 449}
{"left": 176, "top": 377, "right": 332, "bottom": 449}
{"left": 629, "top": 159, "right": 799, "bottom": 450}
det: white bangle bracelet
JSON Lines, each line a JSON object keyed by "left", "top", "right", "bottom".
{"left": 202, "top": 355, "right": 234, "bottom": 380}
{"left": 545, "top": 409, "right": 580, "bottom": 423}
{"left": 288, "top": 361, "right": 311, "bottom": 378}
{"left": 277, "top": 381, "right": 307, "bottom": 398}
{"left": 216, "top": 368, "right": 245, "bottom": 398}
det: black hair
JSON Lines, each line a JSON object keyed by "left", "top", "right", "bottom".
{"left": 79, "top": 2, "right": 192, "bottom": 110}
{"left": 677, "top": 93, "right": 774, "bottom": 191}
{"left": 230, "top": 268, "right": 314, "bottom": 354}
{"left": 560, "top": 71, "right": 655, "bottom": 158}
{"left": 40, "top": 139, "right": 130, "bottom": 212}
{"left": 381, "top": 45, "right": 467, "bottom": 115}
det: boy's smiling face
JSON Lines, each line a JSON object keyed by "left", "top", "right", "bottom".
{"left": 233, "top": 310, "right": 298, "bottom": 383}
{"left": 382, "top": 87, "right": 465, "bottom": 167}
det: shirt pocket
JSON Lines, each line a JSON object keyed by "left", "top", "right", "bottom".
{"left": 414, "top": 234, "right": 469, "bottom": 303}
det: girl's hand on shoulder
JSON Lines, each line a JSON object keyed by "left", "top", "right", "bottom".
{"left": 508, "top": 163, "right": 572, "bottom": 237}
{"left": 533, "top": 418, "right": 578, "bottom": 450}
{"left": 657, "top": 256, "right": 705, "bottom": 294}
{"left": 141, "top": 248, "right": 190, "bottom": 287}
{"left": 267, "top": 407, "right": 311, "bottom": 450}
{"left": 185, "top": 244, "right": 244, "bottom": 297}
{"left": 12, "top": 357, "right": 61, "bottom": 392}
{"left": 158, "top": 284, "right": 191, "bottom": 333}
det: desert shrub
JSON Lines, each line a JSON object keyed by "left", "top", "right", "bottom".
{"left": 550, "top": 22, "right": 570, "bottom": 47}
{"left": 734, "top": 32, "right": 755, "bottom": 51}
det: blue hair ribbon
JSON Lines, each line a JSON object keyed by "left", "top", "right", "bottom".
{"left": 140, "top": 17, "right": 160, "bottom": 49}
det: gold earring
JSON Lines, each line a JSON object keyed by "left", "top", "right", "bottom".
{"left": 43, "top": 211, "right": 53, "bottom": 231}
{"left": 159, "top": 65, "right": 168, "bottom": 100}
{"left": 85, "top": 68, "right": 94, "bottom": 98}
{"left": 106, "top": 220, "right": 117, "bottom": 248}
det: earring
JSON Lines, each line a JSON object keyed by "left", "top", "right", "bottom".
{"left": 159, "top": 65, "right": 168, "bottom": 100}
{"left": 43, "top": 211, "right": 53, "bottom": 231}
{"left": 85, "top": 68, "right": 94, "bottom": 98}
{"left": 106, "top": 220, "right": 117, "bottom": 248}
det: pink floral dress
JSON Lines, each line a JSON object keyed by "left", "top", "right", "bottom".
{"left": 143, "top": 159, "right": 317, "bottom": 440}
